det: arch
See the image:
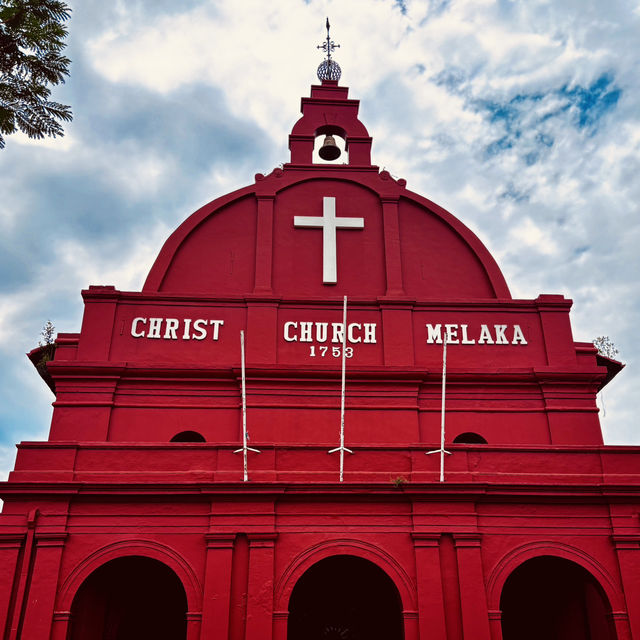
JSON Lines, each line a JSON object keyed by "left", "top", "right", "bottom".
{"left": 58, "top": 539, "right": 202, "bottom": 613}
{"left": 486, "top": 541, "right": 625, "bottom": 613}
{"left": 275, "top": 538, "right": 417, "bottom": 614}
{"left": 315, "top": 124, "right": 347, "bottom": 139}
{"left": 453, "top": 432, "right": 488, "bottom": 444}
{"left": 500, "top": 555, "right": 617, "bottom": 640}
{"left": 287, "top": 554, "right": 404, "bottom": 640}
{"left": 171, "top": 430, "right": 206, "bottom": 443}
{"left": 67, "top": 555, "right": 187, "bottom": 640}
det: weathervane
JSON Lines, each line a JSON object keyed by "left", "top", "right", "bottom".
{"left": 317, "top": 18, "right": 342, "bottom": 82}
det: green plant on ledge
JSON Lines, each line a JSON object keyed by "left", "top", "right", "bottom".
{"left": 391, "top": 476, "right": 407, "bottom": 488}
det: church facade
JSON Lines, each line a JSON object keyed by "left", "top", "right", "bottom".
{"left": 1, "top": 70, "right": 639, "bottom": 640}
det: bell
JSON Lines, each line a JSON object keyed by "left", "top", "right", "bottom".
{"left": 318, "top": 134, "right": 341, "bottom": 161}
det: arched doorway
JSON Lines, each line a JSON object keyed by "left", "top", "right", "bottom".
{"left": 68, "top": 555, "right": 188, "bottom": 640}
{"left": 287, "top": 554, "right": 404, "bottom": 640}
{"left": 500, "top": 556, "right": 616, "bottom": 640}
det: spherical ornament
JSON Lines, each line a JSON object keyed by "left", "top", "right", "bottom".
{"left": 317, "top": 59, "right": 342, "bottom": 82}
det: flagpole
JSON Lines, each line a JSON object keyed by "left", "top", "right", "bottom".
{"left": 329, "top": 295, "right": 353, "bottom": 481}
{"left": 234, "top": 330, "right": 260, "bottom": 481}
{"left": 427, "top": 334, "right": 451, "bottom": 482}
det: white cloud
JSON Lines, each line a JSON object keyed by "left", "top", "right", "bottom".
{"left": 508, "top": 217, "right": 558, "bottom": 255}
{"left": 11, "top": 130, "right": 76, "bottom": 151}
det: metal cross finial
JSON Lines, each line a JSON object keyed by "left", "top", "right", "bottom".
{"left": 316, "top": 18, "right": 342, "bottom": 81}
{"left": 317, "top": 17, "right": 340, "bottom": 62}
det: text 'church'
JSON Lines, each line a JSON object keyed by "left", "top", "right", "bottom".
{"left": 1, "top": 28, "right": 639, "bottom": 640}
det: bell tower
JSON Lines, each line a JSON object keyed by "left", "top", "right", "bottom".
{"left": 288, "top": 19, "right": 373, "bottom": 166}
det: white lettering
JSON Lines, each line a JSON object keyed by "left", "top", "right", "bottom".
{"left": 164, "top": 318, "right": 179, "bottom": 340}
{"left": 284, "top": 321, "right": 376, "bottom": 345}
{"left": 494, "top": 324, "right": 508, "bottom": 344}
{"left": 183, "top": 319, "right": 191, "bottom": 340}
{"left": 209, "top": 320, "right": 224, "bottom": 341}
{"left": 284, "top": 322, "right": 297, "bottom": 342}
{"left": 192, "top": 319, "right": 208, "bottom": 340}
{"left": 445, "top": 324, "right": 459, "bottom": 344}
{"left": 315, "top": 322, "right": 328, "bottom": 343}
{"left": 477, "top": 324, "right": 494, "bottom": 344}
{"left": 512, "top": 324, "right": 527, "bottom": 345}
{"left": 129, "top": 317, "right": 225, "bottom": 342}
{"left": 131, "top": 317, "right": 146, "bottom": 338}
{"left": 363, "top": 323, "right": 376, "bottom": 344}
{"left": 426, "top": 324, "right": 442, "bottom": 344}
{"left": 300, "top": 322, "right": 313, "bottom": 343}
{"left": 348, "top": 323, "right": 362, "bottom": 343}
{"left": 148, "top": 317, "right": 162, "bottom": 339}
{"left": 460, "top": 324, "right": 475, "bottom": 344}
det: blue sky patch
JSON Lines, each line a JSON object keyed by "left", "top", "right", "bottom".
{"left": 561, "top": 73, "right": 622, "bottom": 129}
{"left": 394, "top": 0, "right": 407, "bottom": 15}
{"left": 476, "top": 73, "right": 621, "bottom": 164}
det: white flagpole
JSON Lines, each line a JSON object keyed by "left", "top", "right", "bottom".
{"left": 329, "top": 295, "right": 353, "bottom": 481}
{"left": 234, "top": 330, "right": 260, "bottom": 481}
{"left": 427, "top": 334, "right": 451, "bottom": 482}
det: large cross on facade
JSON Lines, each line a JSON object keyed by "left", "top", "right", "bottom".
{"left": 294, "top": 197, "right": 365, "bottom": 284}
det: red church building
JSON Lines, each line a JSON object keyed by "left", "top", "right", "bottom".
{"left": 1, "top": 39, "right": 639, "bottom": 640}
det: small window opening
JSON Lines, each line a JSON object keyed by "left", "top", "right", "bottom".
{"left": 453, "top": 432, "right": 488, "bottom": 444}
{"left": 170, "top": 430, "right": 206, "bottom": 443}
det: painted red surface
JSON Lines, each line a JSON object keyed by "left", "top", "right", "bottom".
{"left": 1, "top": 79, "right": 639, "bottom": 640}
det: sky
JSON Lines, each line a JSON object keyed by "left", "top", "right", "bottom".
{"left": 1, "top": 0, "right": 639, "bottom": 479}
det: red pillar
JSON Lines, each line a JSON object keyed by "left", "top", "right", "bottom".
{"left": 454, "top": 534, "right": 491, "bottom": 640}
{"left": 412, "top": 534, "right": 447, "bottom": 640}
{"left": 200, "top": 533, "right": 235, "bottom": 640}
{"left": 245, "top": 533, "right": 277, "bottom": 640}
{"left": 19, "top": 533, "right": 67, "bottom": 640}
{"left": 612, "top": 536, "right": 639, "bottom": 640}
{"left": 0, "top": 535, "right": 22, "bottom": 637}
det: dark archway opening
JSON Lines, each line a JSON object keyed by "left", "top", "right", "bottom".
{"left": 170, "top": 430, "right": 206, "bottom": 442}
{"left": 500, "top": 556, "right": 616, "bottom": 640}
{"left": 453, "top": 432, "right": 487, "bottom": 444}
{"left": 68, "top": 556, "right": 187, "bottom": 640}
{"left": 288, "top": 554, "right": 404, "bottom": 640}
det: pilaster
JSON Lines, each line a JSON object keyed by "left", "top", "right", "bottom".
{"left": 454, "top": 534, "right": 491, "bottom": 640}
{"left": 612, "top": 535, "right": 639, "bottom": 640}
{"left": 253, "top": 194, "right": 275, "bottom": 294}
{"left": 411, "top": 534, "right": 447, "bottom": 640}
{"left": 19, "top": 532, "right": 67, "bottom": 640}
{"left": 381, "top": 196, "right": 404, "bottom": 296}
{"left": 200, "top": 534, "right": 236, "bottom": 640}
{"left": 0, "top": 535, "right": 22, "bottom": 637}
{"left": 245, "top": 533, "right": 277, "bottom": 640}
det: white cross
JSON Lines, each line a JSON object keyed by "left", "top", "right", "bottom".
{"left": 294, "top": 197, "right": 364, "bottom": 284}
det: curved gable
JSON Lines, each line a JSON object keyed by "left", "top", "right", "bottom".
{"left": 143, "top": 173, "right": 509, "bottom": 300}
